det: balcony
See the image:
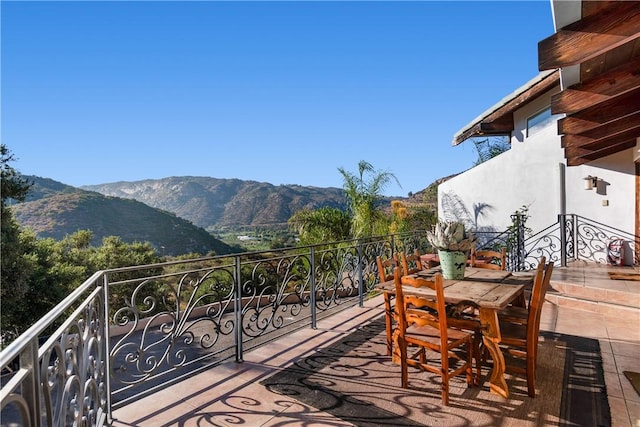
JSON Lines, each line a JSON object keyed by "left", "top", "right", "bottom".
{"left": 108, "top": 262, "right": 639, "bottom": 427}
{"left": 1, "top": 227, "right": 639, "bottom": 426}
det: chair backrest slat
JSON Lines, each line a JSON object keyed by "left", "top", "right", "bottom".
{"left": 471, "top": 246, "right": 507, "bottom": 270}
{"left": 401, "top": 250, "right": 424, "bottom": 276}
{"left": 376, "top": 254, "right": 399, "bottom": 283}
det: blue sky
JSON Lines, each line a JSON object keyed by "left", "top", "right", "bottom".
{"left": 2, "top": 1, "right": 554, "bottom": 197}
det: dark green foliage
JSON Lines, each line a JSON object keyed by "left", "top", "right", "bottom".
{"left": 289, "top": 207, "right": 351, "bottom": 245}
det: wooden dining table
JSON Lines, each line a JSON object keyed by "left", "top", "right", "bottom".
{"left": 375, "top": 266, "right": 533, "bottom": 399}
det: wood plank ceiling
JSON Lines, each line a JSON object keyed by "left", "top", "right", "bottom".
{"left": 538, "top": 1, "right": 640, "bottom": 166}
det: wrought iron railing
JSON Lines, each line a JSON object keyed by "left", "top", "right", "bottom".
{"left": 472, "top": 214, "right": 638, "bottom": 270}
{"left": 0, "top": 230, "right": 428, "bottom": 426}
{"left": 561, "top": 214, "right": 638, "bottom": 266}
{"left": 0, "top": 272, "right": 108, "bottom": 427}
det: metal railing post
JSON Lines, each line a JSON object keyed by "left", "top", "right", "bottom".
{"left": 21, "top": 338, "right": 41, "bottom": 427}
{"left": 234, "top": 255, "right": 243, "bottom": 362}
{"left": 103, "top": 272, "right": 113, "bottom": 424}
{"left": 559, "top": 214, "right": 567, "bottom": 267}
{"left": 357, "top": 240, "right": 364, "bottom": 308}
{"left": 572, "top": 214, "right": 579, "bottom": 262}
{"left": 310, "top": 246, "right": 317, "bottom": 329}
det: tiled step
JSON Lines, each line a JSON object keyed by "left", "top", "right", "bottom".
{"left": 549, "top": 280, "right": 640, "bottom": 310}
{"left": 543, "top": 276, "right": 640, "bottom": 323}
{"left": 544, "top": 291, "right": 640, "bottom": 322}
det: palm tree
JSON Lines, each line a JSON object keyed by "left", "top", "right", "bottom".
{"left": 338, "top": 160, "right": 400, "bottom": 238}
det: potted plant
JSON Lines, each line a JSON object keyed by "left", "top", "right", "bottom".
{"left": 427, "top": 220, "right": 476, "bottom": 279}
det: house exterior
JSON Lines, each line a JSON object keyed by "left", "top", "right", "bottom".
{"left": 438, "top": 0, "right": 639, "bottom": 265}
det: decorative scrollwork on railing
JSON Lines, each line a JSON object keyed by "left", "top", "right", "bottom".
{"left": 315, "top": 246, "right": 359, "bottom": 310}
{"left": 361, "top": 237, "right": 391, "bottom": 292}
{"left": 574, "top": 216, "right": 637, "bottom": 264}
{"left": 39, "top": 288, "right": 106, "bottom": 426}
{"left": 241, "top": 254, "right": 310, "bottom": 337}
{"left": 522, "top": 222, "right": 563, "bottom": 270}
{"left": 110, "top": 266, "right": 236, "bottom": 386}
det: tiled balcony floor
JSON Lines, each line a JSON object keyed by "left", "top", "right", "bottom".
{"left": 111, "top": 263, "right": 640, "bottom": 427}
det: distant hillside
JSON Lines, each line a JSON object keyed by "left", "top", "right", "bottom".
{"left": 82, "top": 177, "right": 349, "bottom": 229}
{"left": 404, "top": 174, "right": 457, "bottom": 209}
{"left": 13, "top": 176, "right": 234, "bottom": 257}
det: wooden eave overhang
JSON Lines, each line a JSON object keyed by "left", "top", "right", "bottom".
{"left": 452, "top": 70, "right": 560, "bottom": 146}
{"left": 538, "top": 0, "right": 640, "bottom": 166}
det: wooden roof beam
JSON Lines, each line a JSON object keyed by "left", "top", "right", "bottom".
{"left": 563, "top": 110, "right": 640, "bottom": 139}
{"left": 538, "top": 2, "right": 640, "bottom": 70}
{"left": 551, "top": 55, "right": 640, "bottom": 114}
{"left": 554, "top": 85, "right": 640, "bottom": 128}
{"left": 478, "top": 115, "right": 514, "bottom": 133}
{"left": 562, "top": 124, "right": 640, "bottom": 150}
{"left": 566, "top": 138, "right": 637, "bottom": 165}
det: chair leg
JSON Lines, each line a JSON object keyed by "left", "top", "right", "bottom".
{"left": 399, "top": 339, "right": 408, "bottom": 388}
{"left": 441, "top": 351, "right": 450, "bottom": 405}
{"left": 441, "top": 379, "right": 449, "bottom": 406}
{"left": 384, "top": 294, "right": 393, "bottom": 356}
{"left": 467, "top": 341, "right": 475, "bottom": 388}
{"left": 526, "top": 354, "right": 536, "bottom": 398}
{"left": 473, "top": 332, "right": 482, "bottom": 386}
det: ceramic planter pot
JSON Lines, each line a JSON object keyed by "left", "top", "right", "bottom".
{"left": 438, "top": 250, "right": 467, "bottom": 280}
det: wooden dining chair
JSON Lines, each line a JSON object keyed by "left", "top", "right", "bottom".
{"left": 393, "top": 267, "right": 475, "bottom": 405}
{"left": 470, "top": 246, "right": 507, "bottom": 270}
{"left": 401, "top": 249, "right": 424, "bottom": 275}
{"left": 498, "top": 257, "right": 547, "bottom": 323}
{"left": 496, "top": 260, "right": 554, "bottom": 397}
{"left": 376, "top": 254, "right": 399, "bottom": 356}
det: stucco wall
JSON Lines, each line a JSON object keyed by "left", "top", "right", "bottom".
{"left": 564, "top": 148, "right": 635, "bottom": 234}
{"left": 439, "top": 90, "right": 636, "bottom": 238}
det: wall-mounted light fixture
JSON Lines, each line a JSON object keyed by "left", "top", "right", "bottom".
{"left": 583, "top": 175, "right": 598, "bottom": 190}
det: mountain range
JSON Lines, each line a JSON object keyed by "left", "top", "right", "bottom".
{"left": 13, "top": 177, "right": 234, "bottom": 256}
{"left": 82, "top": 177, "right": 348, "bottom": 230}
{"left": 13, "top": 175, "right": 443, "bottom": 257}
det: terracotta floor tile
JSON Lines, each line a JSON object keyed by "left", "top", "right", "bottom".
{"left": 608, "top": 396, "right": 632, "bottom": 427}
{"left": 610, "top": 341, "right": 640, "bottom": 358}
{"left": 600, "top": 338, "right": 614, "bottom": 354}
{"left": 604, "top": 370, "right": 624, "bottom": 399}
{"left": 621, "top": 372, "right": 640, "bottom": 403}
{"left": 615, "top": 354, "right": 640, "bottom": 375}
{"left": 601, "top": 352, "right": 618, "bottom": 373}
{"left": 625, "top": 399, "right": 640, "bottom": 427}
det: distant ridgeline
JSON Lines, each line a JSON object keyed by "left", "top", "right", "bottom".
{"left": 13, "top": 175, "right": 442, "bottom": 257}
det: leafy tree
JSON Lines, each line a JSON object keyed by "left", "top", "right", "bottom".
{"left": 338, "top": 160, "right": 400, "bottom": 238}
{"left": 1, "top": 231, "right": 89, "bottom": 341}
{"left": 407, "top": 205, "right": 437, "bottom": 231}
{"left": 90, "top": 235, "right": 159, "bottom": 271}
{"left": 1, "top": 144, "right": 34, "bottom": 312}
{"left": 288, "top": 206, "right": 351, "bottom": 245}
{"left": 389, "top": 201, "right": 436, "bottom": 235}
